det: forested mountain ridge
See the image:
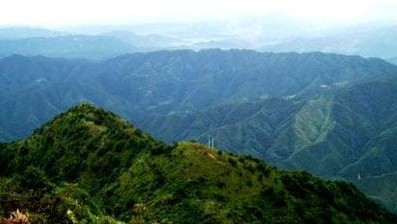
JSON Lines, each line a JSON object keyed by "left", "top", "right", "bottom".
{"left": 138, "top": 79, "right": 397, "bottom": 211}
{"left": 1, "top": 50, "right": 397, "bottom": 212}
{"left": 0, "top": 103, "right": 396, "bottom": 223}
{"left": 1, "top": 50, "right": 396, "bottom": 141}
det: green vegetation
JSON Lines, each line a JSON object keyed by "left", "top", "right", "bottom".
{"left": 0, "top": 103, "right": 396, "bottom": 223}
{"left": 143, "top": 79, "right": 397, "bottom": 212}
{"left": 1, "top": 50, "right": 396, "bottom": 141}
{"left": 2, "top": 50, "right": 397, "bottom": 213}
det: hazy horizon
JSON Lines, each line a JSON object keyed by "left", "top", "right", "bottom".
{"left": 1, "top": 0, "right": 397, "bottom": 29}
{"left": 0, "top": 0, "right": 397, "bottom": 61}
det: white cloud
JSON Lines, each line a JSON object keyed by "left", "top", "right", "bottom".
{"left": 1, "top": 0, "right": 396, "bottom": 26}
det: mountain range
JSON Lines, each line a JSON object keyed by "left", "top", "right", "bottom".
{"left": 260, "top": 25, "right": 397, "bottom": 60}
{"left": 1, "top": 24, "right": 397, "bottom": 61}
{"left": 1, "top": 50, "right": 397, "bottom": 212}
{"left": 0, "top": 103, "right": 396, "bottom": 223}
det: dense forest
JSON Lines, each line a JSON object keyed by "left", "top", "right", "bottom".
{"left": 0, "top": 103, "right": 396, "bottom": 223}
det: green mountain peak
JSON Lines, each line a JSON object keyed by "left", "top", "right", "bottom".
{"left": 1, "top": 105, "right": 396, "bottom": 223}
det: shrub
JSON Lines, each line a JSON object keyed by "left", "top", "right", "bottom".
{"left": 15, "top": 166, "right": 53, "bottom": 195}
{"left": 246, "top": 179, "right": 253, "bottom": 187}
{"left": 228, "top": 158, "right": 237, "bottom": 167}
{"left": 0, "top": 209, "right": 31, "bottom": 224}
{"left": 217, "top": 181, "right": 226, "bottom": 189}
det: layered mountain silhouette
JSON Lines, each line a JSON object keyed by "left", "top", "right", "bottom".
{"left": 0, "top": 103, "right": 396, "bottom": 223}
{"left": 1, "top": 50, "right": 396, "bottom": 139}
{"left": 1, "top": 50, "right": 397, "bottom": 211}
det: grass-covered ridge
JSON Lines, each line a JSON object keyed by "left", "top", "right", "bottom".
{"left": 0, "top": 103, "right": 396, "bottom": 223}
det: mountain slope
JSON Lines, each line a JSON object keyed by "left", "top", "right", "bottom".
{"left": 141, "top": 79, "right": 397, "bottom": 175}
{"left": 0, "top": 103, "right": 396, "bottom": 223}
{"left": 140, "top": 78, "right": 397, "bottom": 212}
{"left": 139, "top": 98, "right": 304, "bottom": 158}
{"left": 1, "top": 50, "right": 397, "bottom": 141}
{"left": 97, "top": 50, "right": 396, "bottom": 111}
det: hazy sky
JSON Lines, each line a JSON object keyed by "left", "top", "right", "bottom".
{"left": 1, "top": 0, "right": 397, "bottom": 27}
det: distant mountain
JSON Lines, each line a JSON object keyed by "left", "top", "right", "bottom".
{"left": 114, "top": 22, "right": 397, "bottom": 61}
{"left": 1, "top": 50, "right": 397, "bottom": 212}
{"left": 0, "top": 27, "right": 63, "bottom": 40}
{"left": 102, "top": 30, "right": 184, "bottom": 50}
{"left": 0, "top": 103, "right": 395, "bottom": 223}
{"left": 1, "top": 50, "right": 395, "bottom": 140}
{"left": 389, "top": 57, "right": 397, "bottom": 64}
{"left": 97, "top": 50, "right": 396, "bottom": 113}
{"left": 141, "top": 79, "right": 397, "bottom": 177}
{"left": 2, "top": 23, "right": 397, "bottom": 60}
{"left": 261, "top": 26, "right": 397, "bottom": 61}
{"left": 0, "top": 35, "right": 137, "bottom": 59}
{"left": 0, "top": 54, "right": 132, "bottom": 140}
